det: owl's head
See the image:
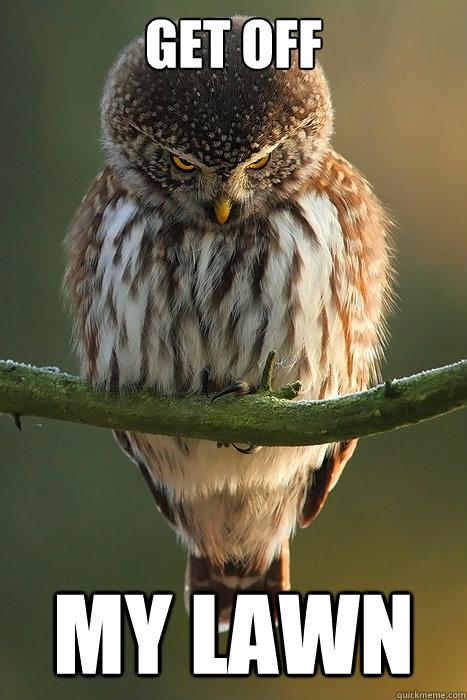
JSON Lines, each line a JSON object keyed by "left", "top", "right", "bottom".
{"left": 101, "top": 16, "right": 333, "bottom": 226}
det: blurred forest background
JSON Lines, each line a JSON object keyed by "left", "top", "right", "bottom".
{"left": 0, "top": 1, "right": 465, "bottom": 699}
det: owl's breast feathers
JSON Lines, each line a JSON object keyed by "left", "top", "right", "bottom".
{"left": 64, "top": 150, "right": 391, "bottom": 399}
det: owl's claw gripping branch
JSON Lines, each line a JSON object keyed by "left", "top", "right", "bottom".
{"left": 232, "top": 443, "right": 262, "bottom": 455}
{"left": 210, "top": 380, "right": 256, "bottom": 402}
{"left": 211, "top": 379, "right": 259, "bottom": 453}
{"left": 210, "top": 351, "right": 279, "bottom": 402}
{"left": 216, "top": 440, "right": 261, "bottom": 454}
{"left": 210, "top": 353, "right": 281, "bottom": 454}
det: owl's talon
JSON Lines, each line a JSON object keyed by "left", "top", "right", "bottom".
{"left": 211, "top": 380, "right": 256, "bottom": 402}
{"left": 232, "top": 443, "right": 261, "bottom": 455}
{"left": 200, "top": 366, "right": 212, "bottom": 397}
{"left": 211, "top": 379, "right": 259, "bottom": 452}
{"left": 216, "top": 441, "right": 260, "bottom": 454}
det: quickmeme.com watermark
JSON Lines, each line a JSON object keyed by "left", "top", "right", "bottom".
{"left": 396, "top": 692, "right": 466, "bottom": 699}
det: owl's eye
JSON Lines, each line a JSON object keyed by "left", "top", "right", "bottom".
{"left": 248, "top": 154, "right": 271, "bottom": 170}
{"left": 172, "top": 155, "right": 196, "bottom": 171}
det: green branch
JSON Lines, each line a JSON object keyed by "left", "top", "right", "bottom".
{"left": 0, "top": 355, "right": 465, "bottom": 446}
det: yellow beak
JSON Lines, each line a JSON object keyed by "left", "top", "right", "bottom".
{"left": 214, "top": 196, "right": 232, "bottom": 224}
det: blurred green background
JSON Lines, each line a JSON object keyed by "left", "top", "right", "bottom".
{"left": 1, "top": 1, "right": 465, "bottom": 698}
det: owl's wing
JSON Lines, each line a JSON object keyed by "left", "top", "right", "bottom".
{"left": 299, "top": 439, "right": 357, "bottom": 527}
{"left": 113, "top": 430, "right": 178, "bottom": 530}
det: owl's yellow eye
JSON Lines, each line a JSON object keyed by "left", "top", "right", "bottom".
{"left": 172, "top": 155, "right": 196, "bottom": 171}
{"left": 249, "top": 154, "right": 271, "bottom": 170}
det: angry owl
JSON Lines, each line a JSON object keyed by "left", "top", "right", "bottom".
{"left": 63, "top": 17, "right": 392, "bottom": 629}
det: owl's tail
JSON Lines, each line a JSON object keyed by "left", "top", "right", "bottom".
{"left": 184, "top": 542, "right": 290, "bottom": 632}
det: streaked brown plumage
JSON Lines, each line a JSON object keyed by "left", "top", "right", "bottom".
{"left": 63, "top": 17, "right": 392, "bottom": 629}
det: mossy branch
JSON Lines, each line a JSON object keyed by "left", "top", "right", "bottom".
{"left": 0, "top": 356, "right": 465, "bottom": 446}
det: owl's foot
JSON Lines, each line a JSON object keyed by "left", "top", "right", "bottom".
{"left": 216, "top": 441, "right": 260, "bottom": 454}
{"left": 210, "top": 380, "right": 256, "bottom": 402}
{"left": 200, "top": 366, "right": 256, "bottom": 401}
{"left": 200, "top": 366, "right": 212, "bottom": 397}
{"left": 232, "top": 442, "right": 261, "bottom": 454}
{"left": 208, "top": 378, "right": 259, "bottom": 454}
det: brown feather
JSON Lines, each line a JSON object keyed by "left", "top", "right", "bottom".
{"left": 299, "top": 440, "right": 358, "bottom": 527}
{"left": 185, "top": 541, "right": 290, "bottom": 631}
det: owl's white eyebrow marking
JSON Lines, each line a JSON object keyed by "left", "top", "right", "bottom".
{"left": 129, "top": 117, "right": 289, "bottom": 174}
{"left": 129, "top": 119, "right": 208, "bottom": 169}
{"left": 128, "top": 120, "right": 157, "bottom": 143}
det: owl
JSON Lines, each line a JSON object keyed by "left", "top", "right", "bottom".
{"left": 64, "top": 17, "right": 392, "bottom": 629}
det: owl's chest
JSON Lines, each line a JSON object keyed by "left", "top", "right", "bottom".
{"left": 90, "top": 192, "right": 346, "bottom": 395}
